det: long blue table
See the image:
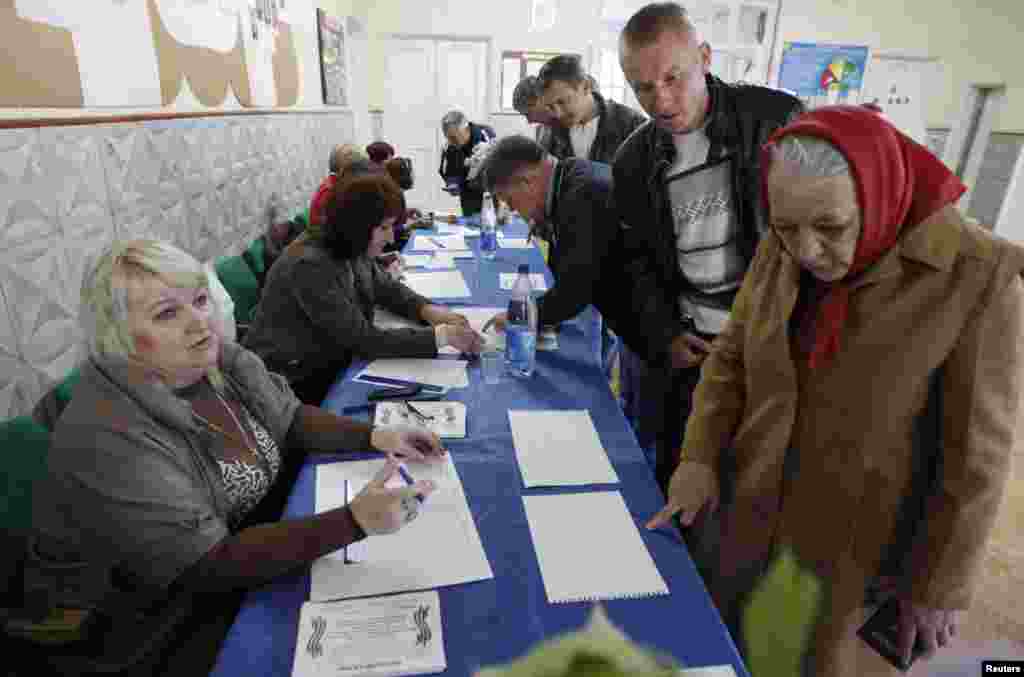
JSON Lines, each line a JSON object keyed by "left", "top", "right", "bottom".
{"left": 211, "top": 220, "right": 748, "bottom": 677}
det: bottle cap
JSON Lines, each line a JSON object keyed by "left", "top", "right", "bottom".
{"left": 517, "top": 264, "right": 529, "bottom": 274}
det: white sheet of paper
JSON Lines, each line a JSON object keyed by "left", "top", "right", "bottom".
{"left": 436, "top": 223, "right": 479, "bottom": 237}
{"left": 400, "top": 254, "right": 434, "bottom": 268}
{"left": 355, "top": 359, "right": 469, "bottom": 389}
{"left": 410, "top": 235, "right": 467, "bottom": 251}
{"left": 499, "top": 273, "right": 548, "bottom": 291}
{"left": 402, "top": 271, "right": 472, "bottom": 298}
{"left": 522, "top": 491, "right": 669, "bottom": 604}
{"left": 679, "top": 667, "right": 738, "bottom": 677}
{"left": 312, "top": 456, "right": 493, "bottom": 601}
{"left": 508, "top": 410, "right": 619, "bottom": 487}
{"left": 374, "top": 401, "right": 467, "bottom": 439}
{"left": 342, "top": 480, "right": 368, "bottom": 563}
{"left": 499, "top": 238, "right": 534, "bottom": 249}
{"left": 291, "top": 591, "right": 446, "bottom": 677}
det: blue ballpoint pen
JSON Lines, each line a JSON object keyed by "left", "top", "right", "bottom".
{"left": 397, "top": 465, "right": 425, "bottom": 503}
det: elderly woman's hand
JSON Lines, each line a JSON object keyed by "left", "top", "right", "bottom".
{"left": 646, "top": 461, "right": 720, "bottom": 529}
{"left": 669, "top": 332, "right": 713, "bottom": 369}
{"left": 897, "top": 598, "right": 963, "bottom": 665}
{"left": 370, "top": 424, "right": 447, "bottom": 463}
{"left": 349, "top": 460, "right": 436, "bottom": 535}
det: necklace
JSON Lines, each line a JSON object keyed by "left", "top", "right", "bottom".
{"left": 191, "top": 385, "right": 257, "bottom": 454}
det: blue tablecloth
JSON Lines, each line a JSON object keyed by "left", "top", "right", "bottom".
{"left": 211, "top": 220, "right": 748, "bottom": 677}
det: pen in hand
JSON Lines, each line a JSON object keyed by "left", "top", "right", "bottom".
{"left": 397, "top": 465, "right": 426, "bottom": 503}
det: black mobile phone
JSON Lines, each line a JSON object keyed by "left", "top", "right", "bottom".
{"left": 366, "top": 384, "right": 422, "bottom": 401}
{"left": 857, "top": 597, "right": 926, "bottom": 672}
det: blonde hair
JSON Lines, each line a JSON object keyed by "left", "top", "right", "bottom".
{"left": 80, "top": 239, "right": 224, "bottom": 387}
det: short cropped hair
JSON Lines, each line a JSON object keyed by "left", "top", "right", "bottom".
{"left": 621, "top": 2, "right": 696, "bottom": 50}
{"left": 513, "top": 76, "right": 545, "bottom": 113}
{"left": 366, "top": 141, "right": 395, "bottom": 164}
{"left": 770, "top": 135, "right": 851, "bottom": 178}
{"left": 79, "top": 240, "right": 226, "bottom": 383}
{"left": 482, "top": 135, "right": 547, "bottom": 192}
{"left": 441, "top": 110, "right": 469, "bottom": 133}
{"left": 538, "top": 54, "right": 590, "bottom": 91}
{"left": 328, "top": 143, "right": 367, "bottom": 174}
{"left": 322, "top": 174, "right": 404, "bottom": 260}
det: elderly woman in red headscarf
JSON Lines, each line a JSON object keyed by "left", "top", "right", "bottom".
{"left": 647, "top": 106, "right": 1024, "bottom": 675}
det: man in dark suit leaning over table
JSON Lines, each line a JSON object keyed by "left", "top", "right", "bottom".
{"left": 480, "top": 135, "right": 619, "bottom": 373}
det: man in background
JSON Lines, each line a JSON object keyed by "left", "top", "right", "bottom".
{"left": 538, "top": 54, "right": 646, "bottom": 165}
{"left": 512, "top": 75, "right": 560, "bottom": 151}
{"left": 310, "top": 143, "right": 368, "bottom": 230}
{"left": 438, "top": 110, "right": 496, "bottom": 216}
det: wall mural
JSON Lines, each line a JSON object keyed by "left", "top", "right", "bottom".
{"left": 1, "top": 0, "right": 304, "bottom": 109}
{"left": 0, "top": 0, "right": 84, "bottom": 107}
{"left": 316, "top": 8, "right": 348, "bottom": 107}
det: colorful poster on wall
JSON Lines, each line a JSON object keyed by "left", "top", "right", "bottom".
{"left": 777, "top": 42, "right": 870, "bottom": 108}
{"left": 316, "top": 8, "right": 348, "bottom": 107}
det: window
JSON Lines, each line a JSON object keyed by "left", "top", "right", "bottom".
{"left": 499, "top": 50, "right": 579, "bottom": 111}
{"left": 596, "top": 47, "right": 628, "bottom": 105}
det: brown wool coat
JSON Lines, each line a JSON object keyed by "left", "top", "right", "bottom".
{"left": 682, "top": 206, "right": 1024, "bottom": 673}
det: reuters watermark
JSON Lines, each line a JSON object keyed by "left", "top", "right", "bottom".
{"left": 984, "top": 661, "right": 1024, "bottom": 674}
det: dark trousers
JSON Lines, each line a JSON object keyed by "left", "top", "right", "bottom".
{"left": 459, "top": 189, "right": 484, "bottom": 216}
{"left": 651, "top": 365, "right": 704, "bottom": 494}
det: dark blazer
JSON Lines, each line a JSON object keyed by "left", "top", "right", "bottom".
{"left": 607, "top": 75, "right": 805, "bottom": 365}
{"left": 243, "top": 244, "right": 437, "bottom": 386}
{"left": 543, "top": 92, "right": 647, "bottom": 165}
{"left": 535, "top": 158, "right": 617, "bottom": 329}
{"left": 438, "top": 121, "right": 496, "bottom": 187}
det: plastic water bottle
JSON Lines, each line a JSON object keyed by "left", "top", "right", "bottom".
{"left": 505, "top": 264, "right": 538, "bottom": 377}
{"left": 480, "top": 192, "right": 498, "bottom": 261}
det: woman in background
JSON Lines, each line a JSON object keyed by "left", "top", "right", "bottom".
{"left": 244, "top": 174, "right": 483, "bottom": 405}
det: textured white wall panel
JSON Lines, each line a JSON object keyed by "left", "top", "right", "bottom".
{"left": 0, "top": 111, "right": 354, "bottom": 419}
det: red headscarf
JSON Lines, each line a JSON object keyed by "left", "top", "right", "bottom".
{"left": 761, "top": 105, "right": 966, "bottom": 368}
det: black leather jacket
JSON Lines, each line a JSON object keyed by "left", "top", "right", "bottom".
{"left": 438, "top": 122, "right": 496, "bottom": 188}
{"left": 604, "top": 75, "right": 804, "bottom": 366}
{"left": 541, "top": 91, "right": 647, "bottom": 165}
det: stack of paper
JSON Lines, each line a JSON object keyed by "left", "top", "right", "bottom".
{"left": 354, "top": 359, "right": 469, "bottom": 389}
{"left": 312, "top": 456, "right": 493, "bottom": 601}
{"left": 499, "top": 273, "right": 548, "bottom": 291}
{"left": 508, "top": 410, "right": 619, "bottom": 487}
{"left": 402, "top": 270, "right": 472, "bottom": 298}
{"left": 291, "top": 591, "right": 446, "bottom": 677}
{"left": 522, "top": 491, "right": 669, "bottom": 604}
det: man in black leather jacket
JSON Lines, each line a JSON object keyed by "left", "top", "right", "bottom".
{"left": 438, "top": 110, "right": 496, "bottom": 216}
{"left": 538, "top": 54, "right": 647, "bottom": 166}
{"left": 605, "top": 2, "right": 804, "bottom": 492}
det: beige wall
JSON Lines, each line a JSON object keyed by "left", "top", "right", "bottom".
{"left": 357, "top": 0, "right": 611, "bottom": 114}
{"left": 355, "top": 0, "right": 1022, "bottom": 133}
{"left": 770, "top": 0, "right": 1022, "bottom": 132}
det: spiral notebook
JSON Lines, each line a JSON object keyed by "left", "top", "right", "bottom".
{"left": 522, "top": 491, "right": 669, "bottom": 604}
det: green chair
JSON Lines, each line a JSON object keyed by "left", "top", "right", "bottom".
{"left": 0, "top": 417, "right": 51, "bottom": 533}
{"left": 214, "top": 255, "right": 261, "bottom": 336}
{"left": 53, "top": 368, "right": 79, "bottom": 416}
{"left": 242, "top": 236, "right": 267, "bottom": 284}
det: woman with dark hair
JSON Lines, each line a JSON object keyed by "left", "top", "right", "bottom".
{"left": 244, "top": 174, "right": 483, "bottom": 405}
{"left": 366, "top": 141, "right": 396, "bottom": 166}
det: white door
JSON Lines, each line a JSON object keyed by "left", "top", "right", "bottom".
{"left": 384, "top": 38, "right": 440, "bottom": 210}
{"left": 862, "top": 56, "right": 937, "bottom": 146}
{"left": 384, "top": 37, "right": 489, "bottom": 212}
